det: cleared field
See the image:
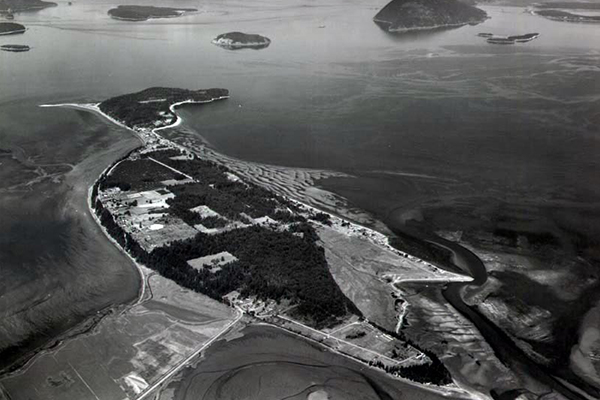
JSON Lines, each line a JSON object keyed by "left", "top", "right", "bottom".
{"left": 330, "top": 321, "right": 420, "bottom": 363}
{"left": 0, "top": 271, "right": 235, "bottom": 400}
{"left": 316, "top": 225, "right": 456, "bottom": 332}
{"left": 187, "top": 251, "right": 238, "bottom": 272}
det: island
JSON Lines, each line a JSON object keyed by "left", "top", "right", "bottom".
{"left": 0, "top": 22, "right": 25, "bottom": 35}
{"left": 107, "top": 5, "right": 197, "bottom": 22}
{"left": 533, "top": 9, "right": 600, "bottom": 23}
{"left": 0, "top": 0, "right": 56, "bottom": 12}
{"left": 535, "top": 1, "right": 600, "bottom": 10}
{"left": 482, "top": 33, "right": 539, "bottom": 45}
{"left": 508, "top": 33, "right": 539, "bottom": 42}
{"left": 211, "top": 31, "right": 271, "bottom": 49}
{"left": 373, "top": 0, "right": 487, "bottom": 33}
{"left": 0, "top": 44, "right": 29, "bottom": 51}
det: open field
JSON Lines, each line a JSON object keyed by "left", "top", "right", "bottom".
{"left": 316, "top": 224, "right": 469, "bottom": 333}
{"left": 0, "top": 271, "right": 235, "bottom": 400}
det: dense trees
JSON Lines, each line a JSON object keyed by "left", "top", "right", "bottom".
{"left": 310, "top": 212, "right": 332, "bottom": 226}
{"left": 147, "top": 225, "right": 359, "bottom": 328}
{"left": 370, "top": 323, "right": 453, "bottom": 385}
{"left": 99, "top": 159, "right": 178, "bottom": 192}
{"left": 94, "top": 157, "right": 357, "bottom": 328}
{"left": 99, "top": 87, "right": 228, "bottom": 129}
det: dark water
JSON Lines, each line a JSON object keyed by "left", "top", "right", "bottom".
{"left": 1, "top": 0, "right": 599, "bottom": 394}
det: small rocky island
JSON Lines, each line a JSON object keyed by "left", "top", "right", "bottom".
{"left": 0, "top": 22, "right": 25, "bottom": 35}
{"left": 107, "top": 5, "right": 197, "bottom": 21}
{"left": 0, "top": 44, "right": 30, "bottom": 52}
{"left": 0, "top": 0, "right": 56, "bottom": 12}
{"left": 212, "top": 32, "right": 271, "bottom": 49}
{"left": 373, "top": 0, "right": 487, "bottom": 33}
{"left": 480, "top": 32, "right": 540, "bottom": 45}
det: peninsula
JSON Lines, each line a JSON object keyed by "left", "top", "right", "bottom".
{"left": 373, "top": 0, "right": 487, "bottom": 33}
{"left": 0, "top": 22, "right": 25, "bottom": 35}
{"left": 107, "top": 5, "right": 197, "bottom": 21}
{"left": 73, "top": 87, "right": 476, "bottom": 395}
{"left": 212, "top": 31, "right": 271, "bottom": 49}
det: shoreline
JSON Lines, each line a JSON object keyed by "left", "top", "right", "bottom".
{"left": 0, "top": 130, "right": 142, "bottom": 379}
{"left": 87, "top": 159, "right": 148, "bottom": 307}
{"left": 0, "top": 29, "right": 27, "bottom": 36}
{"left": 373, "top": 17, "right": 487, "bottom": 33}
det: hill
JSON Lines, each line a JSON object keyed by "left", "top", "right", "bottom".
{"left": 0, "top": 22, "right": 25, "bottom": 35}
{"left": 0, "top": 0, "right": 55, "bottom": 12}
{"left": 374, "top": 0, "right": 487, "bottom": 32}
{"left": 107, "top": 5, "right": 197, "bottom": 21}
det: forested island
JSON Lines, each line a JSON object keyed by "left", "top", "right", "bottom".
{"left": 373, "top": 0, "right": 487, "bottom": 33}
{"left": 535, "top": 2, "right": 600, "bottom": 10}
{"left": 212, "top": 32, "right": 271, "bottom": 49}
{"left": 534, "top": 9, "right": 600, "bottom": 23}
{"left": 0, "top": 0, "right": 55, "bottom": 12}
{"left": 1, "top": 44, "right": 29, "bottom": 51}
{"left": 107, "top": 5, "right": 197, "bottom": 21}
{"left": 532, "top": 2, "right": 600, "bottom": 23}
{"left": 0, "top": 22, "right": 25, "bottom": 35}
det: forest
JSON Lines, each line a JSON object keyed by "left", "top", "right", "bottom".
{"left": 99, "top": 158, "right": 182, "bottom": 192}
{"left": 370, "top": 323, "right": 453, "bottom": 385}
{"left": 98, "top": 87, "right": 228, "bottom": 129}
{"left": 147, "top": 149, "right": 305, "bottom": 224}
{"left": 93, "top": 150, "right": 358, "bottom": 328}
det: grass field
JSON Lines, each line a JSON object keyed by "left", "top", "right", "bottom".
{"left": 0, "top": 270, "right": 235, "bottom": 400}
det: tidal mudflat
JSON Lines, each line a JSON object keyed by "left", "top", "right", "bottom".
{"left": 0, "top": 270, "right": 236, "bottom": 400}
{"left": 0, "top": 104, "right": 142, "bottom": 374}
{"left": 160, "top": 325, "right": 461, "bottom": 400}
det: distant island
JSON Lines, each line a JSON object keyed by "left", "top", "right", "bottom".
{"left": 0, "top": 0, "right": 56, "bottom": 12}
{"left": 107, "top": 5, "right": 197, "bottom": 22}
{"left": 533, "top": 9, "right": 600, "bottom": 23}
{"left": 479, "top": 32, "right": 540, "bottom": 45}
{"left": 535, "top": 2, "right": 600, "bottom": 10}
{"left": 1, "top": 44, "right": 29, "bottom": 51}
{"left": 373, "top": 0, "right": 487, "bottom": 33}
{"left": 532, "top": 2, "right": 600, "bottom": 23}
{"left": 212, "top": 32, "right": 271, "bottom": 49}
{"left": 0, "top": 22, "right": 25, "bottom": 35}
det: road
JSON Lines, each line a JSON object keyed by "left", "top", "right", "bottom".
{"left": 275, "top": 315, "right": 417, "bottom": 367}
{"left": 148, "top": 157, "right": 195, "bottom": 181}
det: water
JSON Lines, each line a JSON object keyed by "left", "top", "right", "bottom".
{"left": 1, "top": 0, "right": 599, "bottom": 392}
